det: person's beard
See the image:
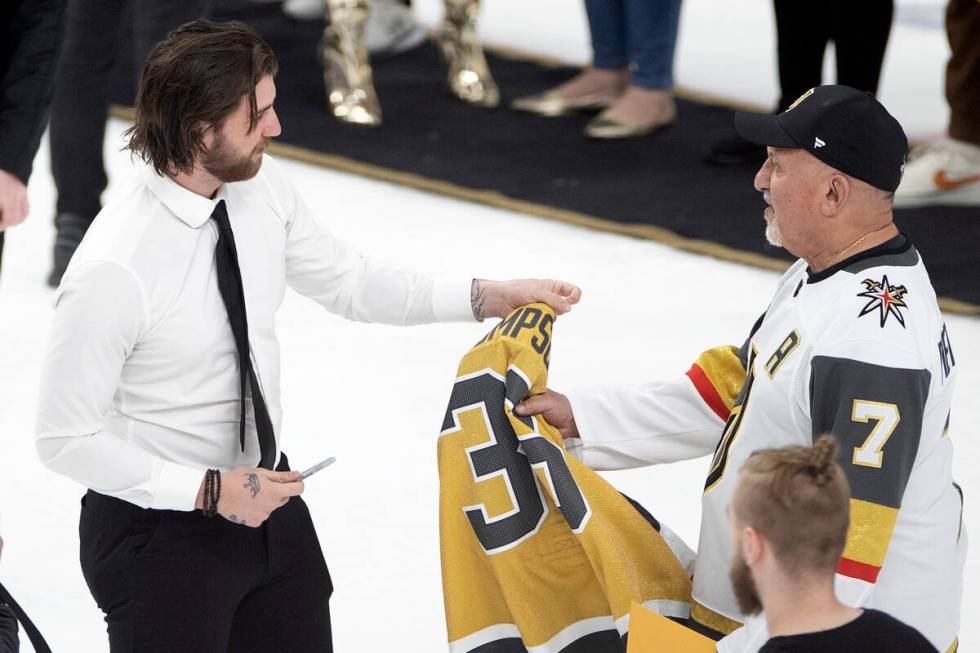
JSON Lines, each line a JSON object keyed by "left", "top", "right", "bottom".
{"left": 730, "top": 547, "right": 763, "bottom": 616}
{"left": 763, "top": 191, "right": 783, "bottom": 247}
{"left": 203, "top": 131, "right": 267, "bottom": 183}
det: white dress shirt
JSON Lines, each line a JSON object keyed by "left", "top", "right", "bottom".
{"left": 35, "top": 155, "right": 475, "bottom": 512}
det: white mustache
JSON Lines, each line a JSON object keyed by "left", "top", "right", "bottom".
{"left": 763, "top": 191, "right": 772, "bottom": 207}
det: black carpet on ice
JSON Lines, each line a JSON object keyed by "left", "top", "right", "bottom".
{"left": 109, "top": 0, "right": 980, "bottom": 309}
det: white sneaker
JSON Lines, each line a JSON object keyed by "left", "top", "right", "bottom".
{"left": 365, "top": 0, "right": 425, "bottom": 57}
{"left": 894, "top": 137, "right": 980, "bottom": 208}
{"left": 283, "top": 0, "right": 323, "bottom": 21}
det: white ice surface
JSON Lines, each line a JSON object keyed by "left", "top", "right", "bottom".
{"left": 0, "top": 8, "right": 974, "bottom": 648}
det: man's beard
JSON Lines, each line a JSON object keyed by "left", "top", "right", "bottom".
{"left": 203, "top": 133, "right": 267, "bottom": 183}
{"left": 730, "top": 548, "right": 763, "bottom": 616}
{"left": 763, "top": 192, "right": 782, "bottom": 247}
{"left": 765, "top": 213, "right": 783, "bottom": 247}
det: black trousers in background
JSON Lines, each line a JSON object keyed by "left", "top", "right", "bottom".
{"left": 773, "top": 0, "right": 893, "bottom": 111}
{"left": 79, "top": 459, "right": 333, "bottom": 652}
{"left": 946, "top": 0, "right": 980, "bottom": 145}
{"left": 48, "top": 0, "right": 208, "bottom": 220}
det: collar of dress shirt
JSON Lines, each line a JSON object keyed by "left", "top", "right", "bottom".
{"left": 143, "top": 165, "right": 230, "bottom": 229}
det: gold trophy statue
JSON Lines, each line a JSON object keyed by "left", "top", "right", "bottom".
{"left": 321, "top": 0, "right": 498, "bottom": 126}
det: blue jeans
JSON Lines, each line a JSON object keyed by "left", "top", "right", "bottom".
{"left": 585, "top": 0, "right": 683, "bottom": 90}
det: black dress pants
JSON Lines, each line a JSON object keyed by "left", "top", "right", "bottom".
{"left": 774, "top": 0, "right": 893, "bottom": 111}
{"left": 79, "top": 464, "right": 333, "bottom": 651}
{"left": 48, "top": 0, "right": 208, "bottom": 220}
{"left": 946, "top": 0, "right": 980, "bottom": 145}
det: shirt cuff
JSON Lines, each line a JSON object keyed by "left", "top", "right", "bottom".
{"left": 564, "top": 389, "right": 596, "bottom": 466}
{"left": 431, "top": 276, "right": 478, "bottom": 322}
{"left": 151, "top": 461, "right": 208, "bottom": 511}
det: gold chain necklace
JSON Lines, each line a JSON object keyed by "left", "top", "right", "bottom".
{"left": 825, "top": 223, "right": 893, "bottom": 268}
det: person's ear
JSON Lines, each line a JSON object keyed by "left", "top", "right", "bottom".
{"left": 201, "top": 126, "right": 215, "bottom": 149}
{"left": 742, "top": 526, "right": 764, "bottom": 565}
{"left": 822, "top": 174, "right": 850, "bottom": 216}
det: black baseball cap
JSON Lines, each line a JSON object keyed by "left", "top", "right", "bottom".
{"left": 734, "top": 85, "right": 908, "bottom": 192}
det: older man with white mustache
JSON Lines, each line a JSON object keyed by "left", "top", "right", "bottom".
{"left": 515, "top": 85, "right": 965, "bottom": 652}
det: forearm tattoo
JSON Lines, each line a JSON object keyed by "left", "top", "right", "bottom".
{"left": 227, "top": 514, "right": 247, "bottom": 525}
{"left": 471, "top": 279, "right": 488, "bottom": 321}
{"left": 244, "top": 473, "right": 261, "bottom": 498}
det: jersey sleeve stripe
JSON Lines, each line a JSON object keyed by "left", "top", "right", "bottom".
{"left": 838, "top": 498, "right": 899, "bottom": 581}
{"left": 836, "top": 557, "right": 881, "bottom": 583}
{"left": 686, "top": 364, "right": 731, "bottom": 422}
{"left": 685, "top": 346, "right": 745, "bottom": 422}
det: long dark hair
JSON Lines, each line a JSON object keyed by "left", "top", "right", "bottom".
{"left": 125, "top": 20, "right": 278, "bottom": 177}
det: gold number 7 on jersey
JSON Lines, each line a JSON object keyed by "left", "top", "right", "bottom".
{"left": 851, "top": 400, "right": 901, "bottom": 468}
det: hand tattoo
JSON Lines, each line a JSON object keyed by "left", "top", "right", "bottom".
{"left": 471, "top": 279, "right": 488, "bottom": 321}
{"left": 244, "top": 473, "right": 261, "bottom": 498}
{"left": 227, "top": 514, "right": 247, "bottom": 526}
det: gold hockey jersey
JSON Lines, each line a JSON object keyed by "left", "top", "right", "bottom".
{"left": 438, "top": 304, "right": 692, "bottom": 653}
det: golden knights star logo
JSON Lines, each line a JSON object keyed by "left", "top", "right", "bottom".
{"left": 857, "top": 275, "right": 909, "bottom": 328}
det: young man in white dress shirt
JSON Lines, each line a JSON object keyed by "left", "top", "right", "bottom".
{"left": 34, "top": 20, "right": 580, "bottom": 652}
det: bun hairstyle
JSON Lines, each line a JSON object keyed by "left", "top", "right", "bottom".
{"left": 806, "top": 435, "right": 839, "bottom": 488}
{"left": 734, "top": 435, "right": 851, "bottom": 574}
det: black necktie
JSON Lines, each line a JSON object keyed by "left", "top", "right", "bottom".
{"left": 211, "top": 200, "right": 276, "bottom": 470}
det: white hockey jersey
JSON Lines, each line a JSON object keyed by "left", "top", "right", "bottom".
{"left": 566, "top": 235, "right": 965, "bottom": 652}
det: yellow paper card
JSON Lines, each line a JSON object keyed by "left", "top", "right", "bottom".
{"left": 626, "top": 602, "right": 716, "bottom": 653}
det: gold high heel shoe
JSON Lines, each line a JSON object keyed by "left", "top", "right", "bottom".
{"left": 322, "top": 0, "right": 383, "bottom": 126}
{"left": 584, "top": 95, "right": 677, "bottom": 139}
{"left": 511, "top": 88, "right": 620, "bottom": 117}
{"left": 439, "top": 0, "right": 499, "bottom": 107}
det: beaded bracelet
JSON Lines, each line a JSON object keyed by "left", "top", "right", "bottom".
{"left": 202, "top": 469, "right": 221, "bottom": 517}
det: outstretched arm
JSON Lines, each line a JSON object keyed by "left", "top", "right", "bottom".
{"left": 516, "top": 345, "right": 746, "bottom": 470}
{"left": 469, "top": 278, "right": 580, "bottom": 321}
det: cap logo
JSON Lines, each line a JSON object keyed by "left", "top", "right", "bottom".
{"left": 787, "top": 88, "right": 815, "bottom": 111}
{"left": 814, "top": 137, "right": 826, "bottom": 149}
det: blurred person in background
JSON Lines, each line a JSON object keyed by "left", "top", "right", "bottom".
{"left": 282, "top": 0, "right": 426, "bottom": 59}
{"left": 322, "top": 0, "right": 496, "bottom": 126}
{"left": 728, "top": 437, "right": 936, "bottom": 652}
{"left": 706, "top": 0, "right": 893, "bottom": 164}
{"left": 0, "top": 0, "right": 65, "bottom": 280}
{"left": 46, "top": 0, "right": 211, "bottom": 288}
{"left": 512, "top": 0, "right": 682, "bottom": 139}
{"left": 895, "top": 0, "right": 980, "bottom": 208}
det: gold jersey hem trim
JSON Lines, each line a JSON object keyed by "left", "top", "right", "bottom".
{"left": 690, "top": 601, "right": 742, "bottom": 635}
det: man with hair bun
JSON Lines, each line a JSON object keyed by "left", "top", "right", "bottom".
{"left": 729, "top": 436, "right": 936, "bottom": 652}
